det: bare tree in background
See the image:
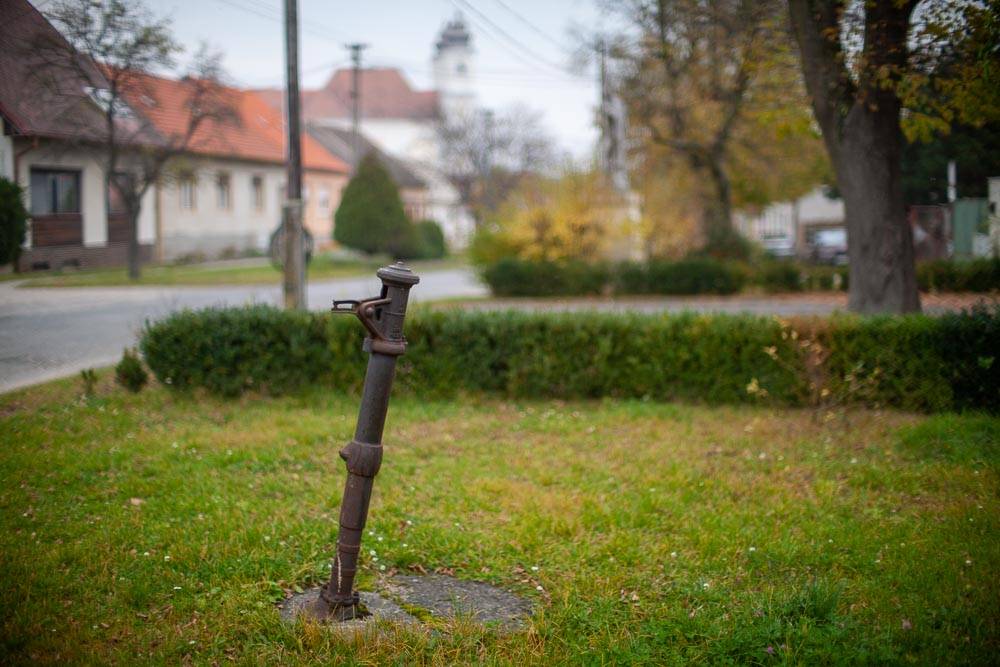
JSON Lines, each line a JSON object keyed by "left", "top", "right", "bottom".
{"left": 439, "top": 104, "right": 555, "bottom": 224}
{"left": 610, "top": 0, "right": 789, "bottom": 257}
{"left": 32, "top": 0, "right": 237, "bottom": 280}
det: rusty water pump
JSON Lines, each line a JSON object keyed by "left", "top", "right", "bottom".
{"left": 313, "top": 262, "right": 419, "bottom": 621}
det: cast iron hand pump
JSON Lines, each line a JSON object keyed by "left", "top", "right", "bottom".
{"left": 319, "top": 262, "right": 419, "bottom": 620}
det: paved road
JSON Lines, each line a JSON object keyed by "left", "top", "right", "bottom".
{"left": 0, "top": 268, "right": 487, "bottom": 394}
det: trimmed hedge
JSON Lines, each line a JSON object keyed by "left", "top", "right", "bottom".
{"left": 480, "top": 257, "right": 1000, "bottom": 297}
{"left": 141, "top": 305, "right": 999, "bottom": 412}
{"left": 482, "top": 258, "right": 609, "bottom": 296}
{"left": 917, "top": 258, "right": 1000, "bottom": 293}
{"left": 481, "top": 258, "right": 852, "bottom": 297}
{"left": 140, "top": 306, "right": 338, "bottom": 397}
{"left": 615, "top": 259, "right": 746, "bottom": 295}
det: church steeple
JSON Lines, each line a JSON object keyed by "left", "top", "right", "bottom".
{"left": 433, "top": 13, "right": 475, "bottom": 119}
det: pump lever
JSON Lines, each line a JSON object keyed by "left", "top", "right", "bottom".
{"left": 331, "top": 296, "right": 402, "bottom": 355}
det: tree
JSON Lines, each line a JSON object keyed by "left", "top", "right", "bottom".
{"left": 789, "top": 1, "right": 1000, "bottom": 312}
{"left": 0, "top": 177, "right": 29, "bottom": 268}
{"left": 470, "top": 168, "right": 622, "bottom": 264}
{"left": 787, "top": 0, "right": 928, "bottom": 312}
{"left": 334, "top": 153, "right": 417, "bottom": 258}
{"left": 34, "top": 0, "right": 236, "bottom": 280}
{"left": 438, "top": 104, "right": 555, "bottom": 224}
{"left": 611, "top": 0, "right": 800, "bottom": 256}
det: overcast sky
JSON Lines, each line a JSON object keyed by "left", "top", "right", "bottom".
{"left": 90, "top": 0, "right": 608, "bottom": 158}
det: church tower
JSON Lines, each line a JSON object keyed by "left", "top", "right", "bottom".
{"left": 433, "top": 13, "right": 475, "bottom": 120}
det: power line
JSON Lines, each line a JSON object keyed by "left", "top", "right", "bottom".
{"left": 206, "top": 0, "right": 349, "bottom": 46}
{"left": 490, "top": 0, "right": 573, "bottom": 56}
{"left": 447, "top": 0, "right": 572, "bottom": 76}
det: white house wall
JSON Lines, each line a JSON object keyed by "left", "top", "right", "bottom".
{"left": 158, "top": 157, "right": 285, "bottom": 260}
{"left": 0, "top": 135, "right": 13, "bottom": 181}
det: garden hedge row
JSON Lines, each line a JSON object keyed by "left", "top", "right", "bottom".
{"left": 481, "top": 257, "right": 1000, "bottom": 297}
{"left": 141, "top": 305, "right": 999, "bottom": 412}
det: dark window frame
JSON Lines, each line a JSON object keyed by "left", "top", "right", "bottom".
{"left": 30, "top": 167, "right": 82, "bottom": 216}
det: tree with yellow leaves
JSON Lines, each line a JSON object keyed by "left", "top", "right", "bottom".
{"left": 470, "top": 169, "right": 625, "bottom": 264}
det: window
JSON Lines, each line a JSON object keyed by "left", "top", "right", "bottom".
{"left": 179, "top": 173, "right": 197, "bottom": 210}
{"left": 84, "top": 87, "right": 135, "bottom": 119}
{"left": 216, "top": 172, "right": 231, "bottom": 210}
{"left": 251, "top": 175, "right": 265, "bottom": 211}
{"left": 318, "top": 186, "right": 331, "bottom": 211}
{"left": 30, "top": 169, "right": 80, "bottom": 215}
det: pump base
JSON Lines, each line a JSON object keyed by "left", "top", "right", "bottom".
{"left": 280, "top": 588, "right": 416, "bottom": 627}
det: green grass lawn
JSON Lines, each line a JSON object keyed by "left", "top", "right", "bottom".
{"left": 9, "top": 256, "right": 464, "bottom": 288}
{"left": 1, "top": 374, "right": 997, "bottom": 664}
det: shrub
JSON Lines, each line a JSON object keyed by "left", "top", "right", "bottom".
{"left": 140, "top": 305, "right": 343, "bottom": 397}
{"left": 758, "top": 261, "right": 802, "bottom": 292}
{"left": 334, "top": 153, "right": 417, "bottom": 258}
{"left": 647, "top": 258, "right": 745, "bottom": 295}
{"left": 818, "top": 306, "right": 1000, "bottom": 412}
{"left": 917, "top": 258, "right": 1000, "bottom": 293}
{"left": 0, "top": 176, "right": 29, "bottom": 267}
{"left": 481, "top": 258, "right": 608, "bottom": 297}
{"left": 413, "top": 220, "right": 447, "bottom": 259}
{"left": 140, "top": 305, "right": 999, "bottom": 412}
{"left": 115, "top": 348, "right": 148, "bottom": 393}
{"left": 79, "top": 369, "right": 97, "bottom": 398}
{"left": 799, "top": 265, "right": 848, "bottom": 292}
{"left": 482, "top": 258, "right": 744, "bottom": 297}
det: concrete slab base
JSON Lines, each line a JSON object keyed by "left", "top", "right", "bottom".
{"left": 279, "top": 574, "right": 532, "bottom": 632}
{"left": 280, "top": 588, "right": 417, "bottom": 633}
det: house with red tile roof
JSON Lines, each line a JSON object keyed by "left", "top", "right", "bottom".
{"left": 0, "top": 0, "right": 162, "bottom": 270}
{"left": 122, "top": 71, "right": 350, "bottom": 257}
{"left": 0, "top": 0, "right": 349, "bottom": 269}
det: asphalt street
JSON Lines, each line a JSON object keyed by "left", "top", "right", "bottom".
{"left": 0, "top": 268, "right": 486, "bottom": 394}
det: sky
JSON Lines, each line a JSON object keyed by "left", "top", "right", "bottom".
{"left": 119, "top": 0, "right": 607, "bottom": 158}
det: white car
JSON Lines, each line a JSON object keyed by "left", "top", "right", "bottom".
{"left": 811, "top": 228, "right": 848, "bottom": 265}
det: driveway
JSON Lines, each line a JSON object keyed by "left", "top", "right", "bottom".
{"left": 0, "top": 268, "right": 486, "bottom": 394}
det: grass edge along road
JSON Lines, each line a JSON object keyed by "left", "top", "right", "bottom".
{"left": 4, "top": 256, "right": 465, "bottom": 288}
{"left": 1, "top": 373, "right": 997, "bottom": 664}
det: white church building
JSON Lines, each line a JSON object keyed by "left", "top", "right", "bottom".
{"left": 255, "top": 14, "right": 477, "bottom": 247}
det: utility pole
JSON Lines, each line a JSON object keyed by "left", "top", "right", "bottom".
{"left": 346, "top": 43, "right": 368, "bottom": 162}
{"left": 282, "top": 0, "right": 305, "bottom": 309}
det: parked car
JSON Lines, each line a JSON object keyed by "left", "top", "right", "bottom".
{"left": 811, "top": 228, "right": 848, "bottom": 265}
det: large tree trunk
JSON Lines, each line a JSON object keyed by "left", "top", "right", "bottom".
{"left": 837, "top": 105, "right": 920, "bottom": 313}
{"left": 787, "top": 0, "right": 921, "bottom": 313}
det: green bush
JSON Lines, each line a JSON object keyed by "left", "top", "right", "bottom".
{"left": 643, "top": 259, "right": 745, "bottom": 295}
{"left": 413, "top": 220, "right": 447, "bottom": 259}
{"left": 115, "top": 348, "right": 148, "bottom": 393}
{"left": 818, "top": 306, "right": 1000, "bottom": 412}
{"left": 758, "top": 262, "right": 802, "bottom": 292}
{"left": 140, "top": 305, "right": 999, "bottom": 412}
{"left": 917, "top": 258, "right": 1000, "bottom": 292}
{"left": 334, "top": 153, "right": 418, "bottom": 258}
{"left": 0, "top": 176, "right": 28, "bottom": 267}
{"left": 140, "top": 305, "right": 345, "bottom": 397}
{"left": 482, "top": 258, "right": 742, "bottom": 297}
{"left": 481, "top": 258, "right": 608, "bottom": 297}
